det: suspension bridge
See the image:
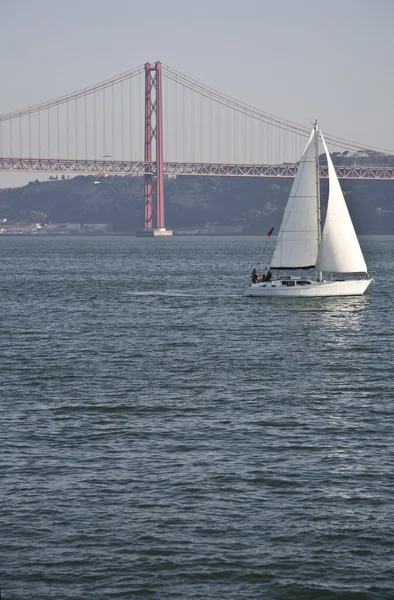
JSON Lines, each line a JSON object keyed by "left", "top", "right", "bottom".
{"left": 1, "top": 61, "right": 393, "bottom": 233}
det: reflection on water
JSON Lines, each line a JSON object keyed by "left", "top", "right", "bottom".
{"left": 318, "top": 296, "right": 368, "bottom": 338}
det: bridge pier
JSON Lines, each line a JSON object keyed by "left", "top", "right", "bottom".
{"left": 136, "top": 227, "right": 173, "bottom": 237}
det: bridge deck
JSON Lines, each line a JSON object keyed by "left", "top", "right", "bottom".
{"left": 0, "top": 158, "right": 393, "bottom": 180}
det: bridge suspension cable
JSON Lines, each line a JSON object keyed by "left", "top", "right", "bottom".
{"left": 162, "top": 64, "right": 394, "bottom": 156}
{"left": 0, "top": 65, "right": 145, "bottom": 122}
{"left": 0, "top": 65, "right": 145, "bottom": 163}
{"left": 0, "top": 61, "right": 393, "bottom": 176}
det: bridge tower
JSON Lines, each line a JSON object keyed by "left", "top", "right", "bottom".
{"left": 138, "top": 61, "right": 172, "bottom": 237}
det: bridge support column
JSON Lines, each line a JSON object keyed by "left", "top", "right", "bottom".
{"left": 155, "top": 62, "right": 165, "bottom": 230}
{"left": 144, "top": 63, "right": 154, "bottom": 229}
{"left": 138, "top": 61, "right": 172, "bottom": 237}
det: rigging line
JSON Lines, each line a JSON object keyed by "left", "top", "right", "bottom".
{"left": 260, "top": 231, "right": 275, "bottom": 266}
{"left": 163, "top": 65, "right": 394, "bottom": 154}
{"left": 0, "top": 65, "right": 145, "bottom": 122}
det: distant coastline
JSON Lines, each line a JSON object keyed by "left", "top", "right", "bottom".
{"left": 1, "top": 172, "right": 394, "bottom": 235}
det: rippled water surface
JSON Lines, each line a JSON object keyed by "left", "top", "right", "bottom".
{"left": 1, "top": 235, "right": 393, "bottom": 599}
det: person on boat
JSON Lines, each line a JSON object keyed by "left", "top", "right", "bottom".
{"left": 261, "top": 269, "right": 272, "bottom": 282}
{"left": 252, "top": 268, "right": 260, "bottom": 283}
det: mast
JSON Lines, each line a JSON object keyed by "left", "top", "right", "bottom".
{"left": 315, "top": 121, "right": 322, "bottom": 282}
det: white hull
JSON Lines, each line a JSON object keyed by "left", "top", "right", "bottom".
{"left": 246, "top": 278, "right": 373, "bottom": 297}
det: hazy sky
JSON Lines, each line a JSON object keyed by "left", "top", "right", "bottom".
{"left": 0, "top": 0, "right": 393, "bottom": 188}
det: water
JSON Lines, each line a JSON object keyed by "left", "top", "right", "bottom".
{"left": 1, "top": 235, "right": 393, "bottom": 599}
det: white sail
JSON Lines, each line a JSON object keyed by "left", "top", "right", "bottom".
{"left": 270, "top": 128, "right": 319, "bottom": 269}
{"left": 316, "top": 132, "right": 367, "bottom": 273}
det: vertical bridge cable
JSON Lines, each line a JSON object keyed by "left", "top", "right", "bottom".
{"left": 216, "top": 99, "right": 219, "bottom": 163}
{"left": 47, "top": 108, "right": 50, "bottom": 160}
{"left": 75, "top": 97, "right": 78, "bottom": 159}
{"left": 129, "top": 77, "right": 133, "bottom": 161}
{"left": 111, "top": 85, "right": 115, "bottom": 159}
{"left": 85, "top": 94, "right": 88, "bottom": 160}
{"left": 103, "top": 88, "right": 106, "bottom": 158}
{"left": 0, "top": 64, "right": 144, "bottom": 165}
{"left": 165, "top": 74, "right": 168, "bottom": 160}
{"left": 161, "top": 64, "right": 393, "bottom": 161}
{"left": 200, "top": 93, "right": 203, "bottom": 163}
{"left": 56, "top": 107, "right": 59, "bottom": 160}
{"left": 121, "top": 81, "right": 124, "bottom": 161}
{"left": 183, "top": 84, "right": 186, "bottom": 162}
{"left": 235, "top": 108, "right": 238, "bottom": 164}
{"left": 20, "top": 114, "right": 23, "bottom": 158}
{"left": 191, "top": 85, "right": 195, "bottom": 162}
{"left": 209, "top": 93, "right": 212, "bottom": 162}
{"left": 66, "top": 101, "right": 69, "bottom": 159}
{"left": 93, "top": 92, "right": 97, "bottom": 160}
{"left": 175, "top": 75, "right": 178, "bottom": 162}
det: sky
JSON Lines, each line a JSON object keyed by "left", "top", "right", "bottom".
{"left": 0, "top": 0, "right": 393, "bottom": 188}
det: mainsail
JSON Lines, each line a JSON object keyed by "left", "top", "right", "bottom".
{"left": 270, "top": 129, "right": 319, "bottom": 269}
{"left": 316, "top": 132, "right": 367, "bottom": 273}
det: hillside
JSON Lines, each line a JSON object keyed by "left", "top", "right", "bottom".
{"left": 0, "top": 173, "right": 394, "bottom": 234}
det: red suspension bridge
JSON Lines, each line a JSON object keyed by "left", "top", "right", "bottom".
{"left": 1, "top": 61, "right": 393, "bottom": 231}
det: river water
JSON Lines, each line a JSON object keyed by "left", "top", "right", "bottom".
{"left": 1, "top": 235, "right": 393, "bottom": 599}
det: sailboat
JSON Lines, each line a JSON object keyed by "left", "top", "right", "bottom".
{"left": 246, "top": 122, "right": 373, "bottom": 297}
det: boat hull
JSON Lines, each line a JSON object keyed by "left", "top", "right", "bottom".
{"left": 246, "top": 278, "right": 373, "bottom": 297}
